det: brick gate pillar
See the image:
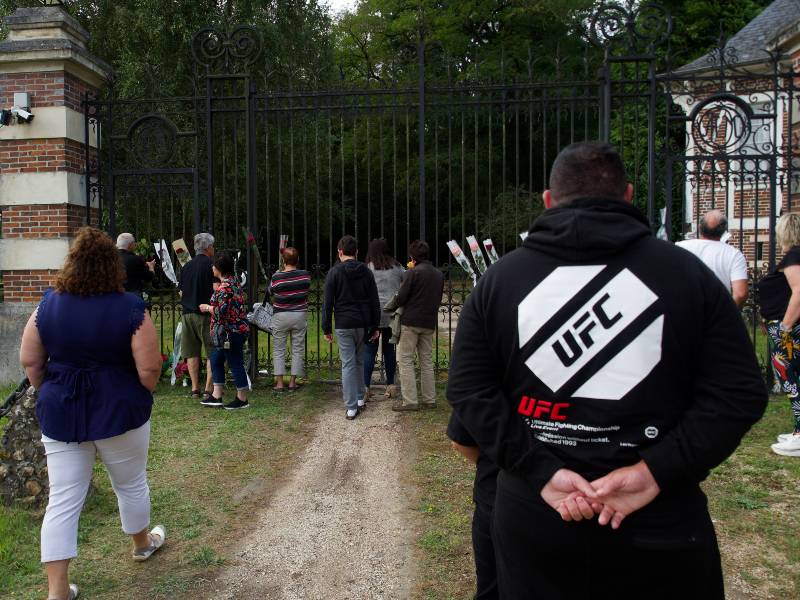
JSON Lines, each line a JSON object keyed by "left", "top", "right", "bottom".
{"left": 0, "top": 5, "right": 111, "bottom": 382}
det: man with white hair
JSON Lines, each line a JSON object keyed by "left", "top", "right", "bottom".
{"left": 117, "top": 232, "right": 155, "bottom": 298}
{"left": 676, "top": 210, "right": 749, "bottom": 308}
{"left": 179, "top": 232, "right": 216, "bottom": 403}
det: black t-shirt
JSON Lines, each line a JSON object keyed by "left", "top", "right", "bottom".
{"left": 446, "top": 412, "right": 499, "bottom": 509}
{"left": 758, "top": 246, "right": 800, "bottom": 320}
{"left": 119, "top": 249, "right": 154, "bottom": 294}
{"left": 179, "top": 254, "right": 215, "bottom": 314}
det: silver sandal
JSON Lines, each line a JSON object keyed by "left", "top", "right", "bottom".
{"left": 132, "top": 525, "right": 166, "bottom": 561}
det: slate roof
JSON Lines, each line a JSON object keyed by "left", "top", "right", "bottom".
{"left": 674, "top": 0, "right": 800, "bottom": 75}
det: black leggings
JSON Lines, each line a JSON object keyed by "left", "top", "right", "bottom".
{"left": 492, "top": 476, "right": 724, "bottom": 600}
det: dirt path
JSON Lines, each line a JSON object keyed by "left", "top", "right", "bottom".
{"left": 210, "top": 392, "right": 416, "bottom": 600}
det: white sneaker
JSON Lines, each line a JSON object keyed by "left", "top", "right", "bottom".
{"left": 776, "top": 433, "right": 799, "bottom": 443}
{"left": 346, "top": 409, "right": 359, "bottom": 420}
{"left": 132, "top": 525, "right": 166, "bottom": 561}
{"left": 771, "top": 436, "right": 800, "bottom": 457}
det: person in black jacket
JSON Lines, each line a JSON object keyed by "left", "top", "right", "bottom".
{"left": 393, "top": 240, "right": 444, "bottom": 411}
{"left": 322, "top": 235, "right": 381, "bottom": 420}
{"left": 446, "top": 141, "right": 767, "bottom": 600}
{"left": 447, "top": 412, "right": 499, "bottom": 600}
{"left": 179, "top": 233, "right": 216, "bottom": 403}
{"left": 117, "top": 233, "right": 155, "bottom": 298}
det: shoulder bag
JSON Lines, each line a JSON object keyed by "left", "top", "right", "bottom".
{"left": 247, "top": 281, "right": 274, "bottom": 333}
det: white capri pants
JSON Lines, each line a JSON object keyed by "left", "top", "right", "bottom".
{"left": 40, "top": 420, "right": 151, "bottom": 563}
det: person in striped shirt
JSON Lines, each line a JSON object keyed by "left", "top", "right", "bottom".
{"left": 269, "top": 247, "right": 311, "bottom": 391}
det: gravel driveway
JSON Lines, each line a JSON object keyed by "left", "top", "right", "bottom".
{"left": 211, "top": 392, "right": 416, "bottom": 599}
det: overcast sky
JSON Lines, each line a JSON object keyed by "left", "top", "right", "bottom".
{"left": 325, "top": 0, "right": 358, "bottom": 17}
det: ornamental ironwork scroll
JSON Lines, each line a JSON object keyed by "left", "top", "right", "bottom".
{"left": 589, "top": 0, "right": 672, "bottom": 52}
{"left": 127, "top": 114, "right": 178, "bottom": 167}
{"left": 191, "top": 25, "right": 262, "bottom": 74}
{"left": 689, "top": 94, "right": 753, "bottom": 156}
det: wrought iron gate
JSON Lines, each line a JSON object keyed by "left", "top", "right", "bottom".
{"left": 84, "top": 1, "right": 799, "bottom": 381}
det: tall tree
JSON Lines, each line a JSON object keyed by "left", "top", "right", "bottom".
{"left": 333, "top": 0, "right": 598, "bottom": 85}
{"left": 0, "top": 0, "right": 336, "bottom": 96}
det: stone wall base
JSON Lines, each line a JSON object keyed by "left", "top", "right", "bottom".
{"left": 0, "top": 301, "right": 36, "bottom": 383}
{"left": 0, "top": 385, "right": 47, "bottom": 506}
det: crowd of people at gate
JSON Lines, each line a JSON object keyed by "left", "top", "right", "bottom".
{"left": 16, "top": 140, "right": 800, "bottom": 600}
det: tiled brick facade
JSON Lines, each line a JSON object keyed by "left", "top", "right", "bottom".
{"left": 2, "top": 270, "right": 59, "bottom": 303}
{"left": 0, "top": 19, "right": 107, "bottom": 304}
{"left": 1, "top": 205, "right": 98, "bottom": 238}
{"left": 0, "top": 138, "right": 84, "bottom": 174}
{"left": 0, "top": 71, "right": 91, "bottom": 112}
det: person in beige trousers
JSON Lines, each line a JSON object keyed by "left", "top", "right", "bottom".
{"left": 393, "top": 240, "right": 445, "bottom": 411}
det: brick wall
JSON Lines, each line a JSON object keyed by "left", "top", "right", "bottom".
{"left": 686, "top": 72, "right": 800, "bottom": 238}
{"left": 1, "top": 205, "right": 98, "bottom": 238}
{"left": 0, "top": 71, "right": 91, "bottom": 112}
{"left": 2, "top": 270, "right": 59, "bottom": 302}
{"left": 0, "top": 138, "right": 84, "bottom": 174}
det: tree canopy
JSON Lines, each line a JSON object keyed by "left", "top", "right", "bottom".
{"left": 0, "top": 0, "right": 775, "bottom": 93}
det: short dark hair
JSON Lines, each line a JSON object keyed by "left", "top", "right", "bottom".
{"left": 548, "top": 141, "right": 627, "bottom": 206}
{"left": 282, "top": 246, "right": 300, "bottom": 266}
{"left": 213, "top": 252, "right": 235, "bottom": 277}
{"left": 409, "top": 240, "right": 429, "bottom": 262}
{"left": 699, "top": 212, "right": 728, "bottom": 240}
{"left": 338, "top": 235, "right": 358, "bottom": 257}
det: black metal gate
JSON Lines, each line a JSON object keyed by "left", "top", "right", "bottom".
{"left": 84, "top": 1, "right": 799, "bottom": 381}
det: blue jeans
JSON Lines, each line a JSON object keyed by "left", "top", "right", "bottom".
{"left": 210, "top": 331, "right": 249, "bottom": 390}
{"left": 363, "top": 327, "right": 396, "bottom": 386}
{"left": 336, "top": 328, "right": 366, "bottom": 411}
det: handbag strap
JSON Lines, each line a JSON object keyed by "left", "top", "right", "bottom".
{"left": 262, "top": 273, "right": 272, "bottom": 305}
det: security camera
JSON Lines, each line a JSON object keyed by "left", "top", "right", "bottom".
{"left": 11, "top": 107, "right": 34, "bottom": 124}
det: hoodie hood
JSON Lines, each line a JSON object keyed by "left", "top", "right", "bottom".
{"left": 341, "top": 259, "right": 371, "bottom": 279}
{"left": 524, "top": 197, "right": 652, "bottom": 261}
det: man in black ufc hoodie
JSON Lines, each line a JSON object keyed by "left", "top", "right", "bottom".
{"left": 446, "top": 142, "right": 767, "bottom": 600}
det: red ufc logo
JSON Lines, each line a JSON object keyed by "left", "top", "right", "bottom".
{"left": 517, "top": 396, "right": 569, "bottom": 421}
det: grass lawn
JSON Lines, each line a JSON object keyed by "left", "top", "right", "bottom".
{"left": 409, "top": 391, "right": 800, "bottom": 600}
{"left": 0, "top": 382, "right": 324, "bottom": 600}
{"left": 408, "top": 390, "right": 476, "bottom": 600}
{"left": 704, "top": 397, "right": 800, "bottom": 599}
{"left": 4, "top": 385, "right": 797, "bottom": 599}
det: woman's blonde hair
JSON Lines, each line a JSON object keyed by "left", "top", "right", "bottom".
{"left": 776, "top": 213, "right": 800, "bottom": 251}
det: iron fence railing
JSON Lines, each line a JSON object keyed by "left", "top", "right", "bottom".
{"left": 144, "top": 265, "right": 470, "bottom": 383}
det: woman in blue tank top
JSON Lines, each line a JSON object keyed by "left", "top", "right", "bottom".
{"left": 19, "top": 227, "right": 166, "bottom": 600}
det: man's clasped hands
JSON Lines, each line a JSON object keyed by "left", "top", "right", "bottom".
{"left": 540, "top": 460, "right": 661, "bottom": 529}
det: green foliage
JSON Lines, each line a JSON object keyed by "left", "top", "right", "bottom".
{"left": 660, "top": 0, "right": 774, "bottom": 67}
{"left": 134, "top": 237, "right": 150, "bottom": 257}
{"left": 334, "top": 0, "right": 598, "bottom": 85}
{"left": 0, "top": 0, "right": 336, "bottom": 96}
{"left": 479, "top": 188, "right": 543, "bottom": 252}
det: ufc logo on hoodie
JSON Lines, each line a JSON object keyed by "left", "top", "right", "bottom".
{"left": 518, "top": 266, "right": 663, "bottom": 400}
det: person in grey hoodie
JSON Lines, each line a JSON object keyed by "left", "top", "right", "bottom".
{"left": 363, "top": 238, "right": 405, "bottom": 401}
{"left": 322, "top": 235, "right": 381, "bottom": 420}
